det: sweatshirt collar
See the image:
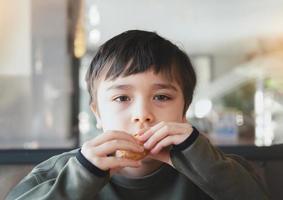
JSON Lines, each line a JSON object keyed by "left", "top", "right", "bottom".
{"left": 110, "top": 164, "right": 176, "bottom": 189}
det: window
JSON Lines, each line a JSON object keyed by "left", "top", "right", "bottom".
{"left": 0, "top": 0, "right": 80, "bottom": 149}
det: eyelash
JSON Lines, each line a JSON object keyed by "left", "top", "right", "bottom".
{"left": 153, "top": 95, "right": 172, "bottom": 101}
{"left": 113, "top": 95, "right": 172, "bottom": 103}
{"left": 113, "top": 95, "right": 130, "bottom": 102}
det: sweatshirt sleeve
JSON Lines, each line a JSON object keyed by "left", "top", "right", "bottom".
{"left": 170, "top": 128, "right": 270, "bottom": 200}
{"left": 5, "top": 149, "right": 109, "bottom": 200}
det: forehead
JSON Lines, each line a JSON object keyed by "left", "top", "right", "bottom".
{"left": 98, "top": 70, "right": 181, "bottom": 91}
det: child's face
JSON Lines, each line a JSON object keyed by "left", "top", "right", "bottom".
{"left": 93, "top": 69, "right": 186, "bottom": 134}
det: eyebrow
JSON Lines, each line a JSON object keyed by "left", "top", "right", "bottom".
{"left": 106, "top": 84, "right": 133, "bottom": 91}
{"left": 151, "top": 83, "right": 178, "bottom": 92}
{"left": 106, "top": 83, "right": 178, "bottom": 92}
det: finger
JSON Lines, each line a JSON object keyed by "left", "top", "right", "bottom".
{"left": 150, "top": 135, "right": 183, "bottom": 154}
{"left": 134, "top": 128, "right": 149, "bottom": 142}
{"left": 89, "top": 131, "right": 138, "bottom": 146}
{"left": 136, "top": 127, "right": 149, "bottom": 136}
{"left": 144, "top": 125, "right": 170, "bottom": 149}
{"left": 138, "top": 121, "right": 165, "bottom": 141}
{"left": 145, "top": 122, "right": 193, "bottom": 148}
{"left": 144, "top": 123, "right": 182, "bottom": 149}
{"left": 144, "top": 123, "right": 189, "bottom": 149}
{"left": 94, "top": 139, "right": 144, "bottom": 157}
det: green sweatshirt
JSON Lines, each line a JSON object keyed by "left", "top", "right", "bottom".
{"left": 6, "top": 129, "right": 269, "bottom": 200}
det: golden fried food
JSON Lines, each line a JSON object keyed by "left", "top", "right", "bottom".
{"left": 115, "top": 134, "right": 149, "bottom": 161}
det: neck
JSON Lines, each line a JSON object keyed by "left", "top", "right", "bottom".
{"left": 116, "top": 159, "right": 163, "bottom": 178}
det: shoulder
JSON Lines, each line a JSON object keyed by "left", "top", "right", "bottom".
{"left": 30, "top": 148, "right": 80, "bottom": 179}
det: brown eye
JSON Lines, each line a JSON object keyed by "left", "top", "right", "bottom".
{"left": 114, "top": 96, "right": 130, "bottom": 102}
{"left": 153, "top": 95, "right": 171, "bottom": 101}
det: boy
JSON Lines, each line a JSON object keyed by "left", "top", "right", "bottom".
{"left": 6, "top": 30, "right": 268, "bottom": 200}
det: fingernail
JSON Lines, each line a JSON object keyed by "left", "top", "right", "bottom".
{"left": 151, "top": 149, "right": 158, "bottom": 154}
{"left": 139, "top": 146, "right": 144, "bottom": 151}
{"left": 137, "top": 129, "right": 146, "bottom": 135}
{"left": 135, "top": 134, "right": 142, "bottom": 139}
{"left": 138, "top": 132, "right": 144, "bottom": 136}
{"left": 137, "top": 135, "right": 146, "bottom": 141}
{"left": 144, "top": 143, "right": 150, "bottom": 149}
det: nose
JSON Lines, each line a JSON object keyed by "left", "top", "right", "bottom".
{"left": 131, "top": 99, "right": 154, "bottom": 126}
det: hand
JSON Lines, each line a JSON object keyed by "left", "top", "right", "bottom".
{"left": 81, "top": 131, "right": 144, "bottom": 173}
{"left": 137, "top": 121, "right": 193, "bottom": 165}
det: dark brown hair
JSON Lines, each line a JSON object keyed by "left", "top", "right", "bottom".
{"left": 85, "top": 30, "right": 197, "bottom": 115}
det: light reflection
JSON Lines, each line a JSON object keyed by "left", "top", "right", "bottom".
{"left": 89, "top": 5, "right": 100, "bottom": 26}
{"left": 255, "top": 79, "right": 274, "bottom": 146}
{"left": 79, "top": 112, "right": 90, "bottom": 134}
{"left": 89, "top": 29, "right": 101, "bottom": 45}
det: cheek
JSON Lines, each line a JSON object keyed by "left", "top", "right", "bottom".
{"left": 99, "top": 106, "right": 130, "bottom": 130}
{"left": 97, "top": 97, "right": 132, "bottom": 131}
{"left": 160, "top": 99, "right": 185, "bottom": 121}
{"left": 160, "top": 108, "right": 183, "bottom": 122}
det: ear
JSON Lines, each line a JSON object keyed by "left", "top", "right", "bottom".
{"left": 90, "top": 103, "right": 102, "bottom": 129}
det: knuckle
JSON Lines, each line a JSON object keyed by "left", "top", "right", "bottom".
{"left": 164, "top": 125, "right": 170, "bottom": 132}
{"left": 111, "top": 139, "right": 119, "bottom": 146}
{"left": 149, "top": 127, "right": 155, "bottom": 132}
{"left": 104, "top": 131, "right": 113, "bottom": 138}
{"left": 92, "top": 156, "right": 100, "bottom": 163}
{"left": 81, "top": 143, "right": 90, "bottom": 154}
{"left": 93, "top": 157, "right": 105, "bottom": 167}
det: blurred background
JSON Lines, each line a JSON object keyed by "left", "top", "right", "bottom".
{"left": 1, "top": 0, "right": 283, "bottom": 199}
